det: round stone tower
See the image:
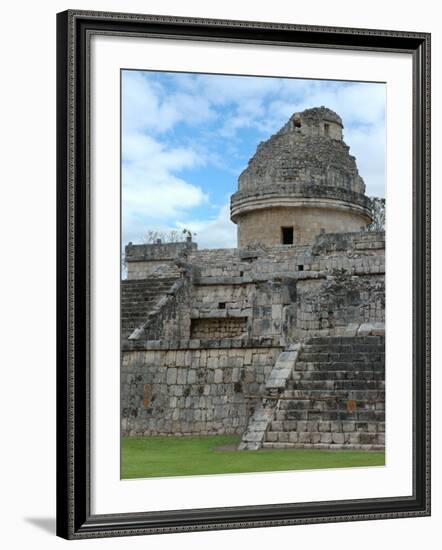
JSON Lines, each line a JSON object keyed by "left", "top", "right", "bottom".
{"left": 230, "top": 106, "right": 373, "bottom": 248}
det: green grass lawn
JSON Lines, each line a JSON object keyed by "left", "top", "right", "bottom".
{"left": 121, "top": 435, "right": 385, "bottom": 479}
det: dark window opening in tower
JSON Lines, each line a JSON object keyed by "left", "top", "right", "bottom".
{"left": 281, "top": 227, "right": 294, "bottom": 245}
{"left": 293, "top": 119, "right": 301, "bottom": 128}
{"left": 324, "top": 123, "right": 330, "bottom": 136}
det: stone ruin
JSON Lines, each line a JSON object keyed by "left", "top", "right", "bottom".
{"left": 121, "top": 107, "right": 385, "bottom": 451}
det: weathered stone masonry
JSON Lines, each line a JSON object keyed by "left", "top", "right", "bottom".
{"left": 121, "top": 107, "right": 386, "bottom": 451}
{"left": 122, "top": 339, "right": 282, "bottom": 436}
{"left": 230, "top": 106, "right": 372, "bottom": 247}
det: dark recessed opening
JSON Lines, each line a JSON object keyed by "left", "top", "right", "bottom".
{"left": 293, "top": 119, "right": 301, "bottom": 128}
{"left": 324, "top": 123, "right": 330, "bottom": 136}
{"left": 239, "top": 271, "right": 244, "bottom": 277}
{"left": 281, "top": 227, "right": 294, "bottom": 245}
{"left": 298, "top": 265, "right": 304, "bottom": 271}
{"left": 218, "top": 302, "right": 226, "bottom": 309}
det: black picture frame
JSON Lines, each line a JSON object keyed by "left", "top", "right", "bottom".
{"left": 56, "top": 9, "right": 431, "bottom": 540}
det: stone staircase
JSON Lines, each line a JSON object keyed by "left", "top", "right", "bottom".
{"left": 239, "top": 345, "right": 300, "bottom": 450}
{"left": 263, "top": 336, "right": 385, "bottom": 450}
{"left": 121, "top": 277, "right": 179, "bottom": 338}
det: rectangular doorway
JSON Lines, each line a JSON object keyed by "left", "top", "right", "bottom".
{"left": 281, "top": 226, "right": 294, "bottom": 245}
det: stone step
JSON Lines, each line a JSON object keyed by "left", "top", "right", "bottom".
{"left": 122, "top": 287, "right": 171, "bottom": 292}
{"left": 305, "top": 336, "right": 384, "bottom": 346}
{"left": 239, "top": 336, "right": 385, "bottom": 451}
{"left": 265, "top": 431, "right": 384, "bottom": 445}
{"left": 280, "top": 389, "right": 385, "bottom": 400}
{"left": 121, "top": 306, "right": 156, "bottom": 314}
{"left": 121, "top": 307, "right": 156, "bottom": 313}
{"left": 299, "top": 352, "right": 384, "bottom": 363}
{"left": 122, "top": 286, "right": 173, "bottom": 292}
{"left": 301, "top": 343, "right": 385, "bottom": 354}
{"left": 265, "top": 344, "right": 300, "bottom": 390}
{"left": 121, "top": 276, "right": 179, "bottom": 337}
{"left": 254, "top": 336, "right": 385, "bottom": 450}
{"left": 122, "top": 277, "right": 177, "bottom": 283}
{"left": 294, "top": 361, "right": 384, "bottom": 372}
{"left": 121, "top": 293, "right": 170, "bottom": 299}
{"left": 121, "top": 289, "right": 176, "bottom": 297}
{"left": 290, "top": 370, "right": 384, "bottom": 381}
{"left": 122, "top": 296, "right": 159, "bottom": 301}
{"left": 262, "top": 442, "right": 385, "bottom": 451}
{"left": 239, "top": 346, "right": 300, "bottom": 450}
{"left": 238, "top": 404, "right": 276, "bottom": 450}
{"left": 267, "top": 420, "right": 385, "bottom": 432}
{"left": 122, "top": 291, "right": 173, "bottom": 298}
{"left": 289, "top": 380, "right": 384, "bottom": 391}
{"left": 121, "top": 318, "right": 151, "bottom": 325}
{"left": 122, "top": 310, "right": 155, "bottom": 316}
{"left": 121, "top": 310, "right": 154, "bottom": 316}
{"left": 275, "top": 401, "right": 384, "bottom": 414}
{"left": 121, "top": 295, "right": 172, "bottom": 303}
{"left": 274, "top": 410, "right": 385, "bottom": 422}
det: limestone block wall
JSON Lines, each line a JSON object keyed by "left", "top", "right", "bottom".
{"left": 237, "top": 131, "right": 365, "bottom": 194}
{"left": 189, "top": 280, "right": 296, "bottom": 340}
{"left": 190, "top": 282, "right": 253, "bottom": 339}
{"left": 183, "top": 232, "right": 385, "bottom": 340}
{"left": 121, "top": 339, "right": 283, "bottom": 436}
{"left": 188, "top": 248, "right": 240, "bottom": 273}
{"left": 294, "top": 275, "right": 385, "bottom": 337}
{"left": 190, "top": 317, "right": 248, "bottom": 339}
{"left": 126, "top": 260, "right": 182, "bottom": 280}
{"left": 187, "top": 231, "right": 385, "bottom": 280}
{"left": 280, "top": 118, "right": 342, "bottom": 140}
{"left": 126, "top": 241, "right": 197, "bottom": 280}
{"left": 311, "top": 231, "right": 385, "bottom": 256}
{"left": 249, "top": 280, "right": 295, "bottom": 338}
{"left": 191, "top": 283, "right": 252, "bottom": 315}
{"left": 236, "top": 206, "right": 369, "bottom": 248}
{"left": 120, "top": 230, "right": 386, "bottom": 441}
{"left": 277, "top": 108, "right": 343, "bottom": 140}
{"left": 123, "top": 232, "right": 385, "bottom": 343}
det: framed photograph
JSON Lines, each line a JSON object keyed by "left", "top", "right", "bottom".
{"left": 56, "top": 10, "right": 431, "bottom": 539}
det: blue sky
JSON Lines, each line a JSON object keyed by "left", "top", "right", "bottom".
{"left": 122, "top": 70, "right": 385, "bottom": 249}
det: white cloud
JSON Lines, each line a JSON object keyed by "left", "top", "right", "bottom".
{"left": 122, "top": 132, "right": 208, "bottom": 244}
{"left": 196, "top": 74, "right": 280, "bottom": 106}
{"left": 257, "top": 81, "right": 386, "bottom": 195}
{"left": 122, "top": 71, "right": 215, "bottom": 135}
{"left": 121, "top": 72, "right": 225, "bottom": 245}
{"left": 122, "top": 72, "right": 386, "bottom": 247}
{"left": 176, "top": 202, "right": 237, "bottom": 249}
{"left": 345, "top": 125, "right": 386, "bottom": 197}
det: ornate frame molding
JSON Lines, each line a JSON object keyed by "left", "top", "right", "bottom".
{"left": 56, "top": 10, "right": 430, "bottom": 539}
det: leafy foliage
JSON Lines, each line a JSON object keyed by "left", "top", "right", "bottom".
{"left": 142, "top": 228, "right": 196, "bottom": 244}
{"left": 367, "top": 197, "right": 385, "bottom": 231}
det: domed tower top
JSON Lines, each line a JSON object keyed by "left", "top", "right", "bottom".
{"left": 279, "top": 105, "right": 344, "bottom": 140}
{"left": 230, "top": 106, "right": 372, "bottom": 248}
